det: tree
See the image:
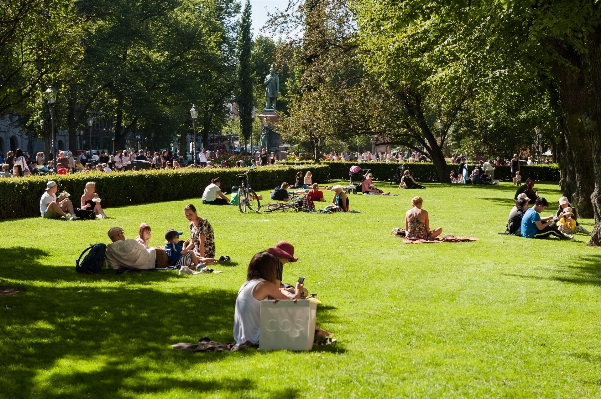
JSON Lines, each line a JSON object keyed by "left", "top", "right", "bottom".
{"left": 236, "top": 0, "right": 254, "bottom": 150}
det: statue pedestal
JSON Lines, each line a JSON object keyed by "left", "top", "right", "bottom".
{"left": 258, "top": 111, "right": 281, "bottom": 156}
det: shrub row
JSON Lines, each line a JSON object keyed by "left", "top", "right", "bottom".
{"left": 0, "top": 164, "right": 330, "bottom": 220}
{"left": 324, "top": 161, "right": 560, "bottom": 183}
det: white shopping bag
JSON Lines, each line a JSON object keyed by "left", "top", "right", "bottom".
{"left": 259, "top": 299, "right": 317, "bottom": 351}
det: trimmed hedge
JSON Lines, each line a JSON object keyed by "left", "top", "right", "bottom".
{"left": 324, "top": 161, "right": 560, "bottom": 183}
{"left": 0, "top": 164, "right": 330, "bottom": 220}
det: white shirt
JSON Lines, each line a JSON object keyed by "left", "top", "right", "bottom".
{"left": 40, "top": 191, "right": 56, "bottom": 215}
{"left": 198, "top": 152, "right": 207, "bottom": 163}
{"left": 202, "top": 183, "right": 221, "bottom": 202}
{"left": 121, "top": 155, "right": 131, "bottom": 164}
{"left": 106, "top": 239, "right": 156, "bottom": 270}
{"left": 233, "top": 279, "right": 264, "bottom": 345}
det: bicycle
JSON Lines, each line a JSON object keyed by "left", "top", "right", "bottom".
{"left": 263, "top": 195, "right": 306, "bottom": 212}
{"left": 237, "top": 170, "right": 261, "bottom": 213}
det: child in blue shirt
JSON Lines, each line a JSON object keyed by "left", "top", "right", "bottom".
{"left": 164, "top": 229, "right": 194, "bottom": 268}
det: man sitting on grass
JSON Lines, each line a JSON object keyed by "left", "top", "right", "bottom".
{"left": 105, "top": 227, "right": 156, "bottom": 270}
{"left": 270, "top": 182, "right": 290, "bottom": 201}
{"left": 39, "top": 180, "right": 77, "bottom": 220}
{"left": 520, "top": 197, "right": 571, "bottom": 240}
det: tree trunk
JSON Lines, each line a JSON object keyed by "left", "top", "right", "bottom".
{"left": 586, "top": 25, "right": 601, "bottom": 246}
{"left": 67, "top": 87, "right": 77, "bottom": 154}
{"left": 549, "top": 40, "right": 595, "bottom": 218}
{"left": 114, "top": 95, "right": 125, "bottom": 151}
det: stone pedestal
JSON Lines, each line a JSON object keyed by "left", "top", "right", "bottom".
{"left": 258, "top": 110, "right": 282, "bottom": 156}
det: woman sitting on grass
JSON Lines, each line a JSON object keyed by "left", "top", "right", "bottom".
{"left": 362, "top": 173, "right": 390, "bottom": 195}
{"left": 81, "top": 181, "right": 108, "bottom": 218}
{"left": 405, "top": 196, "right": 442, "bottom": 239}
{"left": 329, "top": 185, "right": 349, "bottom": 212}
{"left": 233, "top": 251, "right": 304, "bottom": 346}
{"left": 400, "top": 170, "right": 426, "bottom": 189}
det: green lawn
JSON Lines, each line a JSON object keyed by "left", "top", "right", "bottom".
{"left": 1, "top": 181, "right": 600, "bottom": 398}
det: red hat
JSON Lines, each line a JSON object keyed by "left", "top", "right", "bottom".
{"left": 266, "top": 241, "right": 298, "bottom": 262}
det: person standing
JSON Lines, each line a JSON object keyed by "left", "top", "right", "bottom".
{"left": 198, "top": 148, "right": 208, "bottom": 167}
{"left": 510, "top": 154, "right": 520, "bottom": 185}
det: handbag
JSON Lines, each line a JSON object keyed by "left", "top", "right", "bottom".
{"left": 75, "top": 208, "right": 96, "bottom": 220}
{"left": 259, "top": 299, "right": 317, "bottom": 351}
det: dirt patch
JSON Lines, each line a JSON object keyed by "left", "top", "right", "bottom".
{"left": 0, "top": 286, "right": 24, "bottom": 296}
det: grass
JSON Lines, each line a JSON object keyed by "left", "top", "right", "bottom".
{"left": 1, "top": 181, "right": 601, "bottom": 398}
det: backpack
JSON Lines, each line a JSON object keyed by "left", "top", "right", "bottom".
{"left": 76, "top": 244, "right": 107, "bottom": 274}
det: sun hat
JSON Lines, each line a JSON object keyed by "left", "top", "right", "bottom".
{"left": 165, "top": 229, "right": 180, "bottom": 241}
{"left": 46, "top": 181, "right": 57, "bottom": 190}
{"left": 516, "top": 193, "right": 530, "bottom": 201}
{"left": 559, "top": 196, "right": 569, "bottom": 205}
{"left": 266, "top": 241, "right": 298, "bottom": 262}
{"left": 562, "top": 207, "right": 573, "bottom": 216}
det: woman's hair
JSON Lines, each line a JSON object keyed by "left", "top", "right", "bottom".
{"left": 247, "top": 252, "right": 278, "bottom": 285}
{"left": 13, "top": 164, "right": 23, "bottom": 176}
{"left": 15, "top": 148, "right": 24, "bottom": 158}
{"left": 404, "top": 170, "right": 410, "bottom": 176}
{"left": 296, "top": 171, "right": 302, "bottom": 177}
{"left": 84, "top": 181, "right": 95, "bottom": 193}
{"left": 515, "top": 198, "right": 529, "bottom": 209}
{"left": 281, "top": 182, "right": 289, "bottom": 189}
{"left": 184, "top": 203, "right": 197, "bottom": 213}
{"left": 305, "top": 171, "right": 312, "bottom": 176}
{"left": 211, "top": 177, "right": 220, "bottom": 184}
{"left": 138, "top": 223, "right": 151, "bottom": 237}
{"left": 412, "top": 196, "right": 423, "bottom": 206}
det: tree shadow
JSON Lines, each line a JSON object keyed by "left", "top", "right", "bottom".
{"left": 0, "top": 247, "right": 343, "bottom": 397}
{"left": 502, "top": 254, "right": 601, "bottom": 287}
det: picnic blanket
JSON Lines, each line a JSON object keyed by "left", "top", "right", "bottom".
{"left": 172, "top": 337, "right": 258, "bottom": 352}
{"left": 391, "top": 227, "right": 479, "bottom": 244}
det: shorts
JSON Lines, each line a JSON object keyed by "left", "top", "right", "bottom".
{"left": 42, "top": 209, "right": 62, "bottom": 219}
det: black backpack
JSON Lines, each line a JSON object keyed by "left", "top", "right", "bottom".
{"left": 76, "top": 244, "right": 107, "bottom": 274}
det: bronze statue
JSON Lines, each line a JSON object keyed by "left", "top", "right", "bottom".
{"left": 264, "top": 66, "right": 279, "bottom": 110}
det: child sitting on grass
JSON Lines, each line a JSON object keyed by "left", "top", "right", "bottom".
{"left": 557, "top": 207, "right": 591, "bottom": 235}
{"left": 164, "top": 229, "right": 218, "bottom": 274}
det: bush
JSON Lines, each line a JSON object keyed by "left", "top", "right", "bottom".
{"left": 0, "top": 164, "right": 330, "bottom": 220}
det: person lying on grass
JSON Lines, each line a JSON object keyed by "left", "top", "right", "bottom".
{"left": 405, "top": 196, "right": 442, "bottom": 240}
{"left": 233, "top": 251, "right": 331, "bottom": 347}
{"left": 105, "top": 227, "right": 156, "bottom": 270}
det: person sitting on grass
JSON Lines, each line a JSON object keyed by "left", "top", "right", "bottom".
{"left": 520, "top": 197, "right": 571, "bottom": 240}
{"left": 164, "top": 229, "right": 211, "bottom": 273}
{"left": 557, "top": 207, "right": 590, "bottom": 236}
{"left": 105, "top": 227, "right": 156, "bottom": 270}
{"left": 136, "top": 223, "right": 152, "bottom": 248}
{"left": 405, "top": 196, "right": 442, "bottom": 239}
{"left": 304, "top": 171, "right": 313, "bottom": 188}
{"left": 233, "top": 251, "right": 331, "bottom": 347}
{"left": 307, "top": 183, "right": 325, "bottom": 202}
{"left": 329, "top": 185, "right": 349, "bottom": 212}
{"left": 400, "top": 170, "right": 426, "bottom": 189}
{"left": 505, "top": 194, "right": 530, "bottom": 236}
{"left": 81, "top": 181, "right": 108, "bottom": 218}
{"left": 39, "top": 180, "right": 77, "bottom": 220}
{"left": 362, "top": 173, "right": 390, "bottom": 195}
{"left": 270, "top": 182, "right": 290, "bottom": 201}
{"left": 202, "top": 177, "right": 230, "bottom": 205}
{"left": 514, "top": 178, "right": 537, "bottom": 202}
{"left": 233, "top": 251, "right": 305, "bottom": 346}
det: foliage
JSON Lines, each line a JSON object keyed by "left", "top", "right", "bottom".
{"left": 0, "top": 164, "right": 330, "bottom": 219}
{"left": 2, "top": 182, "right": 601, "bottom": 397}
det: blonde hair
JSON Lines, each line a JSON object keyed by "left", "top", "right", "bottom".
{"left": 412, "top": 196, "right": 423, "bottom": 207}
{"left": 84, "top": 181, "right": 95, "bottom": 194}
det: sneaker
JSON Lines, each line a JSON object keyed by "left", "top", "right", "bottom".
{"left": 179, "top": 266, "right": 193, "bottom": 275}
{"left": 563, "top": 234, "right": 574, "bottom": 240}
{"left": 68, "top": 215, "right": 79, "bottom": 220}
{"left": 194, "top": 263, "right": 206, "bottom": 271}
{"left": 198, "top": 267, "right": 213, "bottom": 273}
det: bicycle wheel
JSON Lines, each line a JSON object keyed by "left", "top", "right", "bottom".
{"left": 263, "top": 203, "right": 282, "bottom": 212}
{"left": 247, "top": 190, "right": 261, "bottom": 212}
{"left": 238, "top": 187, "right": 248, "bottom": 213}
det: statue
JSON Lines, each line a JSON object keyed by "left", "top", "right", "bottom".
{"left": 264, "top": 65, "right": 279, "bottom": 110}
{"left": 260, "top": 126, "right": 269, "bottom": 149}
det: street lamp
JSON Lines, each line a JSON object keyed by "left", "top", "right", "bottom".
{"left": 190, "top": 104, "right": 198, "bottom": 165}
{"left": 87, "top": 117, "right": 93, "bottom": 154}
{"left": 45, "top": 86, "right": 56, "bottom": 159}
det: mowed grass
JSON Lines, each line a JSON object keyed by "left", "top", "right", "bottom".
{"left": 1, "top": 181, "right": 601, "bottom": 398}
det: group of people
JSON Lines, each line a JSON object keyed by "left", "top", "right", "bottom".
{"left": 451, "top": 159, "right": 497, "bottom": 185}
{"left": 504, "top": 179, "right": 590, "bottom": 239}
{"left": 39, "top": 180, "right": 107, "bottom": 220}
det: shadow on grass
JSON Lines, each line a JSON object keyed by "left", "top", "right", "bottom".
{"left": 0, "top": 247, "right": 343, "bottom": 397}
{"left": 502, "top": 254, "right": 601, "bottom": 287}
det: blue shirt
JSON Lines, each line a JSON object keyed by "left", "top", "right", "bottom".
{"left": 164, "top": 242, "right": 182, "bottom": 263}
{"left": 521, "top": 208, "right": 540, "bottom": 238}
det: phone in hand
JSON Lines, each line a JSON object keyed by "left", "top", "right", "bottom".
{"left": 297, "top": 276, "right": 305, "bottom": 284}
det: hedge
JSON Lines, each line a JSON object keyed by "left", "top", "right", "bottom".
{"left": 0, "top": 164, "right": 330, "bottom": 220}
{"left": 324, "top": 161, "right": 560, "bottom": 183}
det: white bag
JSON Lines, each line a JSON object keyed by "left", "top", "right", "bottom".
{"left": 259, "top": 299, "right": 317, "bottom": 351}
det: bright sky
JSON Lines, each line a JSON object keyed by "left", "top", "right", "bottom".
{"left": 248, "top": 0, "right": 284, "bottom": 37}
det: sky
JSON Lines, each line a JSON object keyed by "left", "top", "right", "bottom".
{"left": 248, "top": 0, "right": 284, "bottom": 37}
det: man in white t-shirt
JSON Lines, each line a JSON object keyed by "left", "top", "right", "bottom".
{"left": 39, "top": 180, "right": 77, "bottom": 219}
{"left": 105, "top": 227, "right": 156, "bottom": 270}
{"left": 202, "top": 177, "right": 230, "bottom": 205}
{"left": 198, "top": 148, "right": 208, "bottom": 167}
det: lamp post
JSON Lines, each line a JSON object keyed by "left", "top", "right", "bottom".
{"left": 45, "top": 87, "right": 56, "bottom": 159}
{"left": 87, "top": 117, "right": 93, "bottom": 154}
{"left": 190, "top": 104, "right": 198, "bottom": 165}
